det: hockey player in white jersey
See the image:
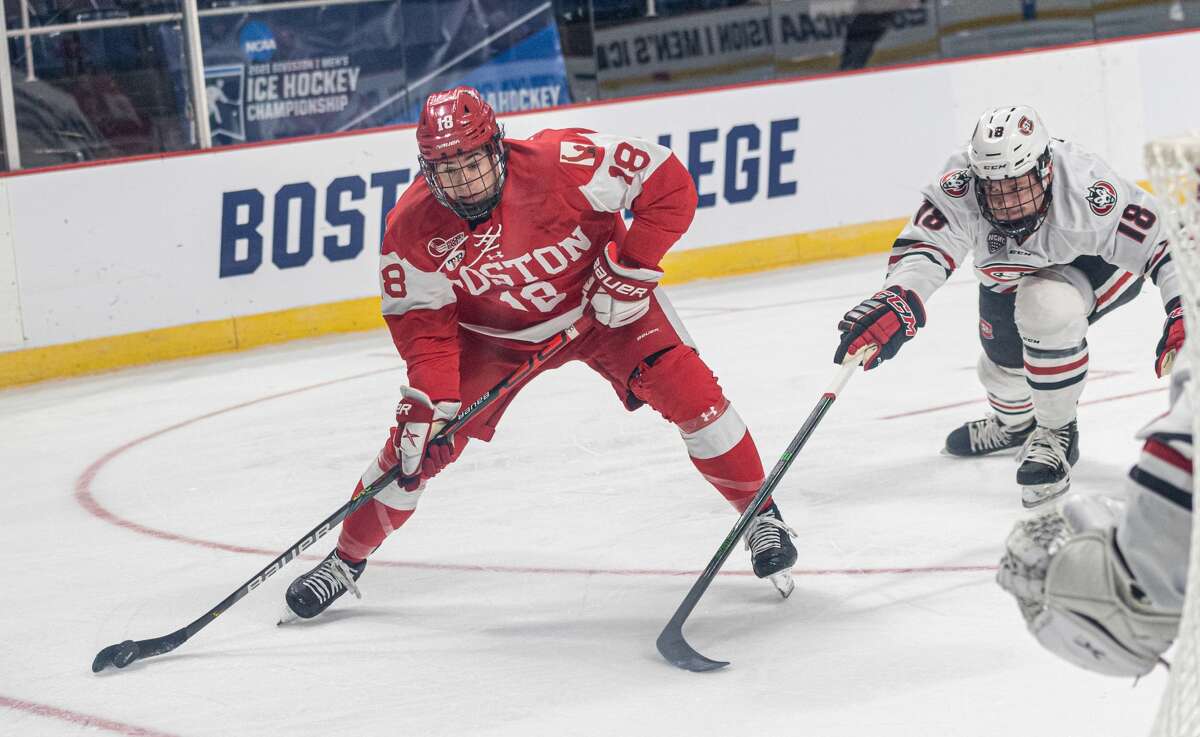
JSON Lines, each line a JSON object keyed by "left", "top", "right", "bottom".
{"left": 833, "top": 105, "right": 1186, "bottom": 507}
{"left": 995, "top": 358, "right": 1191, "bottom": 677}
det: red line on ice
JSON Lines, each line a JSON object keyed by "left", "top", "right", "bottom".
{"left": 0, "top": 695, "right": 181, "bottom": 737}
{"left": 74, "top": 370, "right": 995, "bottom": 578}
{"left": 878, "top": 373, "right": 1156, "bottom": 420}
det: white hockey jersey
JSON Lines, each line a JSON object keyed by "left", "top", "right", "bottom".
{"left": 1118, "top": 360, "right": 1194, "bottom": 612}
{"left": 884, "top": 140, "right": 1180, "bottom": 310}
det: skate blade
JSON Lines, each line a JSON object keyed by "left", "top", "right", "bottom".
{"left": 277, "top": 605, "right": 301, "bottom": 626}
{"left": 1021, "top": 478, "right": 1071, "bottom": 509}
{"left": 768, "top": 571, "right": 795, "bottom": 599}
{"left": 940, "top": 446, "right": 1023, "bottom": 458}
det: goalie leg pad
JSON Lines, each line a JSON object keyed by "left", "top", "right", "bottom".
{"left": 998, "top": 497, "right": 1180, "bottom": 679}
{"left": 1037, "top": 528, "right": 1179, "bottom": 677}
{"left": 629, "top": 346, "right": 766, "bottom": 510}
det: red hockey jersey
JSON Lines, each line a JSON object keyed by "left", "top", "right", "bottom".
{"left": 378, "top": 128, "right": 698, "bottom": 402}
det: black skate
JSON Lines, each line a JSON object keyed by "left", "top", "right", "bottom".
{"left": 280, "top": 549, "right": 367, "bottom": 622}
{"left": 744, "top": 501, "right": 798, "bottom": 598}
{"left": 1016, "top": 421, "right": 1079, "bottom": 509}
{"left": 944, "top": 414, "right": 1034, "bottom": 457}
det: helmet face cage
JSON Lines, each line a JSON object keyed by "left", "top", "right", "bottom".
{"left": 419, "top": 131, "right": 507, "bottom": 222}
{"left": 974, "top": 148, "right": 1053, "bottom": 239}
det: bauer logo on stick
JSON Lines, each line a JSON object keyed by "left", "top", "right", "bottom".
{"left": 1085, "top": 180, "right": 1118, "bottom": 216}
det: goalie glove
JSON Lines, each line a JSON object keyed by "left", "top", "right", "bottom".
{"left": 996, "top": 495, "right": 1179, "bottom": 677}
{"left": 393, "top": 386, "right": 461, "bottom": 491}
{"left": 1155, "top": 296, "right": 1185, "bottom": 377}
{"left": 583, "top": 241, "right": 663, "bottom": 328}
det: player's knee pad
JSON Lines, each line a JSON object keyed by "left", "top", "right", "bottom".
{"left": 628, "top": 346, "right": 749, "bottom": 460}
{"left": 628, "top": 346, "right": 723, "bottom": 424}
{"left": 1014, "top": 274, "right": 1089, "bottom": 348}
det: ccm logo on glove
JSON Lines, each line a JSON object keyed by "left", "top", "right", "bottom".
{"left": 834, "top": 285, "right": 927, "bottom": 370}
{"left": 880, "top": 291, "right": 920, "bottom": 337}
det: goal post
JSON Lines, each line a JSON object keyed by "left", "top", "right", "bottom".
{"left": 1145, "top": 136, "right": 1200, "bottom": 737}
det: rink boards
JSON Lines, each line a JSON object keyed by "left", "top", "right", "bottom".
{"left": 0, "top": 28, "right": 1198, "bottom": 386}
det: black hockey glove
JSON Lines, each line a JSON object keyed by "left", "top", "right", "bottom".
{"left": 833, "top": 285, "right": 926, "bottom": 370}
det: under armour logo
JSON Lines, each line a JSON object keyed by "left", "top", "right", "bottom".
{"left": 700, "top": 406, "right": 720, "bottom": 422}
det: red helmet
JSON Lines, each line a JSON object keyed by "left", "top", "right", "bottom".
{"left": 416, "top": 87, "right": 507, "bottom": 221}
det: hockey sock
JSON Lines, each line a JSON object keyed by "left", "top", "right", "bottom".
{"left": 1025, "top": 341, "right": 1088, "bottom": 428}
{"left": 629, "top": 346, "right": 768, "bottom": 512}
{"left": 687, "top": 428, "right": 769, "bottom": 512}
{"left": 337, "top": 489, "right": 415, "bottom": 564}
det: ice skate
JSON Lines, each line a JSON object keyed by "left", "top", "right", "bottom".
{"left": 745, "top": 501, "right": 798, "bottom": 598}
{"left": 1016, "top": 421, "right": 1079, "bottom": 509}
{"left": 279, "top": 549, "right": 366, "bottom": 623}
{"left": 943, "top": 414, "right": 1034, "bottom": 457}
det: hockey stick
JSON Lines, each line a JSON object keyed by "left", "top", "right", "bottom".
{"left": 656, "top": 344, "right": 872, "bottom": 672}
{"left": 91, "top": 317, "right": 590, "bottom": 674}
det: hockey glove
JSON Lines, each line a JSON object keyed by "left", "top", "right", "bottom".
{"left": 583, "top": 241, "right": 663, "bottom": 328}
{"left": 996, "top": 495, "right": 1178, "bottom": 678}
{"left": 1155, "top": 296, "right": 1185, "bottom": 377}
{"left": 833, "top": 286, "right": 926, "bottom": 370}
{"left": 393, "top": 386, "right": 461, "bottom": 491}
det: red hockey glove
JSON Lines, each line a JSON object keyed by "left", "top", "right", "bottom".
{"left": 1155, "top": 297, "right": 1185, "bottom": 377}
{"left": 583, "top": 241, "right": 663, "bottom": 328}
{"left": 393, "top": 386, "right": 461, "bottom": 491}
{"left": 833, "top": 285, "right": 926, "bottom": 370}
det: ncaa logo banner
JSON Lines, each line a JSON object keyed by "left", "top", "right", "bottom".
{"left": 199, "top": 7, "right": 403, "bottom": 146}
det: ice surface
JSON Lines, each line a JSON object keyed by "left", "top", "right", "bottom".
{"left": 0, "top": 254, "right": 1171, "bottom": 736}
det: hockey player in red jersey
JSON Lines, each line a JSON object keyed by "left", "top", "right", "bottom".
{"left": 282, "top": 87, "right": 796, "bottom": 619}
{"left": 833, "top": 105, "right": 1186, "bottom": 509}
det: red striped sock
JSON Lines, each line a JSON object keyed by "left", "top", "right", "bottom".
{"left": 337, "top": 482, "right": 415, "bottom": 564}
{"left": 690, "top": 431, "right": 768, "bottom": 512}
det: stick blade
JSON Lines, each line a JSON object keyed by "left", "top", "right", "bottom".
{"left": 92, "top": 639, "right": 140, "bottom": 673}
{"left": 656, "top": 622, "right": 729, "bottom": 672}
{"left": 91, "top": 630, "right": 187, "bottom": 673}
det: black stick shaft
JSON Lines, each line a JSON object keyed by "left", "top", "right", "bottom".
{"left": 96, "top": 318, "right": 588, "bottom": 668}
{"left": 656, "top": 352, "right": 864, "bottom": 671}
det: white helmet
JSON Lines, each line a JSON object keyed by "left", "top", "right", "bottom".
{"left": 968, "top": 105, "right": 1053, "bottom": 238}
{"left": 968, "top": 105, "right": 1050, "bottom": 179}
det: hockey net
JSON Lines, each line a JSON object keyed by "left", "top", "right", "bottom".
{"left": 1146, "top": 136, "right": 1200, "bottom": 737}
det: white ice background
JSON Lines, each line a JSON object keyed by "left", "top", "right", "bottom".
{"left": 0, "top": 254, "right": 1174, "bottom": 736}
